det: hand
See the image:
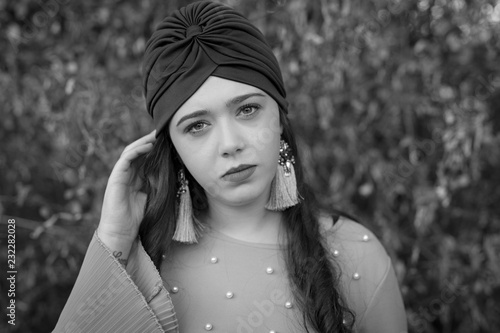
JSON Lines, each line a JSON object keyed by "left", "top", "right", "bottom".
{"left": 97, "top": 130, "right": 156, "bottom": 250}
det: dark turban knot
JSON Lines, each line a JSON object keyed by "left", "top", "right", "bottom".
{"left": 142, "top": 1, "right": 288, "bottom": 135}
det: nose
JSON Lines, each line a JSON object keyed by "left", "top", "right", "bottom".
{"left": 217, "top": 121, "right": 245, "bottom": 158}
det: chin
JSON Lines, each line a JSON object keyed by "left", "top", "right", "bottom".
{"left": 219, "top": 183, "right": 269, "bottom": 206}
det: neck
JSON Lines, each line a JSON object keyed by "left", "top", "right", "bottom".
{"left": 202, "top": 194, "right": 283, "bottom": 244}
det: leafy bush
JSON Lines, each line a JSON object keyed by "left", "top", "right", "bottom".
{"left": 1, "top": 0, "right": 499, "bottom": 332}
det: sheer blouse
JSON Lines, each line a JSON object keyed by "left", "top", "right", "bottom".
{"left": 53, "top": 216, "right": 407, "bottom": 332}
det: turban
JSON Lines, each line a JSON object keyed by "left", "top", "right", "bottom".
{"left": 142, "top": 1, "right": 288, "bottom": 135}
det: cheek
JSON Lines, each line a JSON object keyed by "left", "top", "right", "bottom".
{"left": 172, "top": 141, "right": 222, "bottom": 194}
{"left": 175, "top": 144, "right": 211, "bottom": 177}
{"left": 170, "top": 134, "right": 206, "bottom": 176}
{"left": 247, "top": 111, "right": 281, "bottom": 162}
{"left": 180, "top": 151, "right": 221, "bottom": 196}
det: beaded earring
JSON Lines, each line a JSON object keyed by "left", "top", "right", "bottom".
{"left": 265, "top": 139, "right": 301, "bottom": 211}
{"left": 172, "top": 168, "right": 204, "bottom": 243}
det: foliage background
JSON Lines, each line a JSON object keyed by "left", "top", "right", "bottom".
{"left": 1, "top": 0, "right": 499, "bottom": 332}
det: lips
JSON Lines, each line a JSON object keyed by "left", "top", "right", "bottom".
{"left": 222, "top": 165, "right": 257, "bottom": 184}
{"left": 222, "top": 164, "right": 255, "bottom": 177}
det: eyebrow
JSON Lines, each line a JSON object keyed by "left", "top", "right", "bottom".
{"left": 176, "top": 92, "right": 266, "bottom": 127}
{"left": 225, "top": 92, "right": 265, "bottom": 108}
{"left": 176, "top": 110, "right": 209, "bottom": 127}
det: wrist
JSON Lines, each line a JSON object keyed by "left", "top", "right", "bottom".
{"left": 97, "top": 223, "right": 137, "bottom": 243}
{"left": 97, "top": 227, "right": 134, "bottom": 260}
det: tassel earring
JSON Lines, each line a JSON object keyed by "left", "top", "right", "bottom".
{"left": 173, "top": 168, "right": 204, "bottom": 243}
{"left": 265, "top": 139, "right": 301, "bottom": 211}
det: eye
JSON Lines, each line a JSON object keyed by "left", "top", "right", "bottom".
{"left": 238, "top": 104, "right": 260, "bottom": 118}
{"left": 185, "top": 121, "right": 209, "bottom": 135}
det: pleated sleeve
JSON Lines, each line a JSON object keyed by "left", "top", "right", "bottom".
{"left": 53, "top": 231, "right": 179, "bottom": 333}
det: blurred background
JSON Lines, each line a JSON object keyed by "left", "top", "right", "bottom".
{"left": 1, "top": 0, "right": 499, "bottom": 332}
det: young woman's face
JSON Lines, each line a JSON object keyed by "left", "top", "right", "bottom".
{"left": 169, "top": 76, "right": 282, "bottom": 208}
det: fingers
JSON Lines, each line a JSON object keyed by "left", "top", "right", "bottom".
{"left": 114, "top": 130, "right": 156, "bottom": 171}
{"left": 122, "top": 130, "right": 156, "bottom": 155}
{"left": 120, "top": 143, "right": 154, "bottom": 163}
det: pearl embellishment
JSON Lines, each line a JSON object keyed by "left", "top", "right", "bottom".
{"left": 164, "top": 225, "right": 372, "bottom": 330}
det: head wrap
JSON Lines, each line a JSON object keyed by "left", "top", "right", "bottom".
{"left": 142, "top": 1, "right": 288, "bottom": 135}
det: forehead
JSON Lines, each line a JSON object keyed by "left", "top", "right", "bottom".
{"left": 173, "top": 76, "right": 266, "bottom": 112}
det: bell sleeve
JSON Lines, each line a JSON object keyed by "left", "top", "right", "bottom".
{"left": 53, "top": 231, "right": 179, "bottom": 333}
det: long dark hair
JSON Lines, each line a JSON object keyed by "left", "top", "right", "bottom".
{"left": 136, "top": 110, "right": 355, "bottom": 332}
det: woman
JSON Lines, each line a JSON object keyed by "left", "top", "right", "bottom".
{"left": 54, "top": 1, "right": 407, "bottom": 332}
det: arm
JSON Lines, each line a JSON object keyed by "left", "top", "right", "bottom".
{"left": 356, "top": 258, "right": 407, "bottom": 333}
{"left": 324, "top": 217, "right": 408, "bottom": 333}
{"left": 53, "top": 231, "right": 178, "bottom": 333}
